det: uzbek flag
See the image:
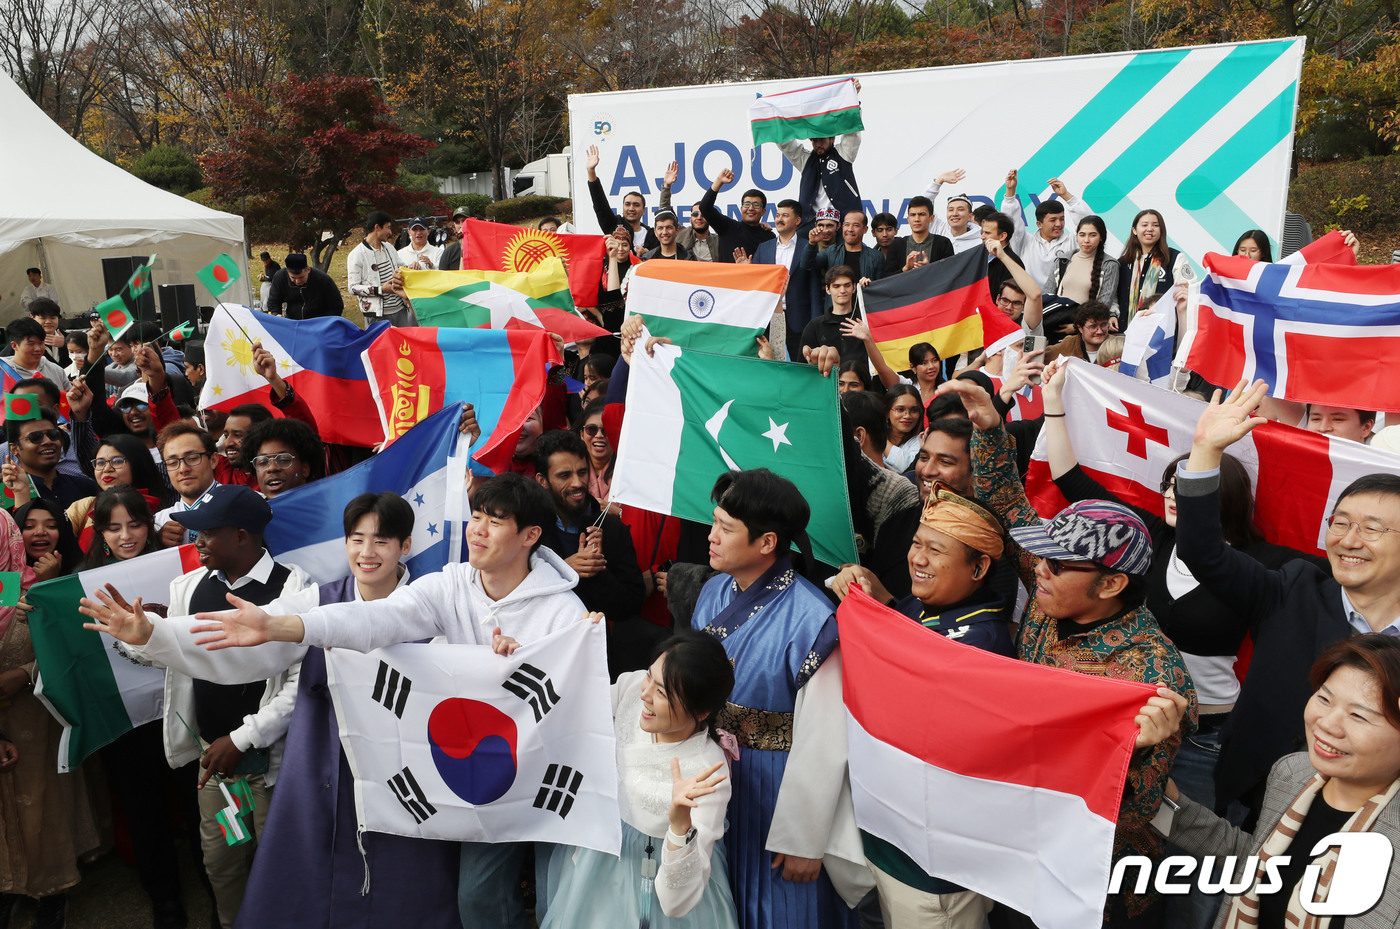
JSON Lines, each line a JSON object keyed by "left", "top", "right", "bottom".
{"left": 838, "top": 586, "right": 1154, "bottom": 929}
{"left": 610, "top": 336, "right": 856, "bottom": 567}
{"left": 861, "top": 247, "right": 988, "bottom": 371}
{"left": 401, "top": 258, "right": 609, "bottom": 344}
{"left": 29, "top": 545, "right": 202, "bottom": 772}
{"left": 464, "top": 218, "right": 608, "bottom": 310}
{"left": 749, "top": 77, "right": 864, "bottom": 146}
{"left": 625, "top": 261, "right": 787, "bottom": 357}
{"left": 360, "top": 327, "right": 560, "bottom": 473}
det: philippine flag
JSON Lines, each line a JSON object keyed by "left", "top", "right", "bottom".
{"left": 838, "top": 587, "right": 1153, "bottom": 929}
{"left": 199, "top": 303, "right": 389, "bottom": 447}
{"left": 360, "top": 326, "right": 560, "bottom": 474}
{"left": 264, "top": 403, "right": 467, "bottom": 583}
{"left": 324, "top": 621, "right": 620, "bottom": 853}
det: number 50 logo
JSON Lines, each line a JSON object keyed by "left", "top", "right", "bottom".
{"left": 592, "top": 113, "right": 614, "bottom": 138}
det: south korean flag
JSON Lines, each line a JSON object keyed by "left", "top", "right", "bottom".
{"left": 326, "top": 621, "right": 621, "bottom": 855}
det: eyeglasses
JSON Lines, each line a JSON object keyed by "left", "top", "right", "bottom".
{"left": 22, "top": 428, "right": 63, "bottom": 445}
{"left": 1082, "top": 321, "right": 1111, "bottom": 333}
{"left": 582, "top": 424, "right": 607, "bottom": 438}
{"left": 252, "top": 453, "right": 298, "bottom": 470}
{"left": 996, "top": 295, "right": 1026, "bottom": 310}
{"left": 1043, "top": 557, "right": 1104, "bottom": 577}
{"left": 161, "top": 451, "right": 210, "bottom": 471}
{"left": 92, "top": 456, "right": 129, "bottom": 471}
{"left": 1326, "top": 515, "right": 1400, "bottom": 543}
{"left": 1160, "top": 477, "right": 1177, "bottom": 494}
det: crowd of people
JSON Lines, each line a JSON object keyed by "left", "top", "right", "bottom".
{"left": 0, "top": 99, "right": 1397, "bottom": 929}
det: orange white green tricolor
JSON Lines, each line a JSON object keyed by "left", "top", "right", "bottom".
{"left": 624, "top": 260, "right": 787, "bottom": 357}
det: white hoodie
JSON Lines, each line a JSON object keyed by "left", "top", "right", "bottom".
{"left": 298, "top": 548, "right": 585, "bottom": 652}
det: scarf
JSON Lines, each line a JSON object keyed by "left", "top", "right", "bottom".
{"left": 1128, "top": 254, "right": 1164, "bottom": 321}
{"left": 1222, "top": 772, "right": 1400, "bottom": 929}
{"left": 0, "top": 509, "right": 36, "bottom": 643}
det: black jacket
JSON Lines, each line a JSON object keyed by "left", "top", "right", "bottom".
{"left": 537, "top": 504, "right": 646, "bottom": 623}
{"left": 588, "top": 178, "right": 658, "bottom": 252}
{"left": 697, "top": 186, "right": 774, "bottom": 262}
{"left": 266, "top": 268, "right": 345, "bottom": 320}
{"left": 883, "top": 234, "right": 954, "bottom": 277}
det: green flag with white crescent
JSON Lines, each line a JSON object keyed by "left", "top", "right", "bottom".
{"left": 611, "top": 339, "right": 857, "bottom": 567}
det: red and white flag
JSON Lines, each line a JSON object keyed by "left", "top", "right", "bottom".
{"left": 838, "top": 586, "right": 1153, "bottom": 929}
{"left": 1025, "top": 359, "right": 1400, "bottom": 554}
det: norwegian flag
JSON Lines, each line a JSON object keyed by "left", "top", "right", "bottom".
{"left": 1179, "top": 231, "right": 1400, "bottom": 411}
{"left": 1025, "top": 359, "right": 1400, "bottom": 555}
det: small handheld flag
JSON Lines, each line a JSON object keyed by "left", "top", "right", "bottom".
{"left": 196, "top": 254, "right": 242, "bottom": 298}
{"left": 3, "top": 393, "right": 41, "bottom": 422}
{"left": 0, "top": 571, "right": 21, "bottom": 607}
{"left": 168, "top": 322, "right": 196, "bottom": 343}
{"left": 96, "top": 295, "right": 135, "bottom": 340}
{"left": 215, "top": 782, "right": 253, "bottom": 846}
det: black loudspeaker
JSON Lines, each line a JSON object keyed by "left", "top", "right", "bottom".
{"left": 158, "top": 284, "right": 198, "bottom": 333}
{"left": 101, "top": 255, "right": 157, "bottom": 324}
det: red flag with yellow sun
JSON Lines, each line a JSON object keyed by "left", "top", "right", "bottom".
{"left": 464, "top": 219, "right": 608, "bottom": 310}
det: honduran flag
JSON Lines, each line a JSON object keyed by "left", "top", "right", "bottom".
{"left": 625, "top": 260, "right": 787, "bottom": 357}
{"left": 1024, "top": 358, "right": 1400, "bottom": 556}
{"left": 748, "top": 77, "right": 864, "bottom": 147}
{"left": 265, "top": 403, "right": 467, "bottom": 583}
{"left": 29, "top": 544, "right": 202, "bottom": 771}
{"left": 198, "top": 303, "right": 389, "bottom": 447}
{"left": 400, "top": 258, "right": 609, "bottom": 345}
{"left": 360, "top": 326, "right": 560, "bottom": 473}
{"left": 860, "top": 247, "right": 988, "bottom": 372}
{"left": 838, "top": 586, "right": 1153, "bottom": 929}
{"left": 464, "top": 218, "right": 608, "bottom": 311}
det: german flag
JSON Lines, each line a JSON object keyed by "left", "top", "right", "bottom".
{"left": 862, "top": 247, "right": 989, "bottom": 371}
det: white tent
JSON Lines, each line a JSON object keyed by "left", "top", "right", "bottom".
{"left": 0, "top": 72, "right": 250, "bottom": 327}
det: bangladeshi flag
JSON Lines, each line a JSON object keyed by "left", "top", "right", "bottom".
{"left": 464, "top": 218, "right": 607, "bottom": 310}
{"left": 195, "top": 254, "right": 242, "bottom": 298}
{"left": 861, "top": 247, "right": 989, "bottom": 371}
{"left": 360, "top": 326, "right": 560, "bottom": 473}
{"left": 838, "top": 586, "right": 1154, "bottom": 929}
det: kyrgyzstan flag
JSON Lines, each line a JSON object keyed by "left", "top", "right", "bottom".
{"left": 860, "top": 246, "right": 988, "bottom": 371}
{"left": 838, "top": 586, "right": 1153, "bottom": 929}
{"left": 1025, "top": 358, "right": 1400, "bottom": 555}
{"left": 464, "top": 218, "right": 608, "bottom": 311}
{"left": 360, "top": 326, "right": 560, "bottom": 473}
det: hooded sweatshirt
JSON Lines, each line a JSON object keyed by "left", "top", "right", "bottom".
{"left": 298, "top": 547, "right": 585, "bottom": 652}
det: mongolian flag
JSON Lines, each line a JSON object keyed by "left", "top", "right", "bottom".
{"left": 463, "top": 218, "right": 608, "bottom": 310}
{"left": 359, "top": 326, "right": 560, "bottom": 473}
{"left": 860, "top": 247, "right": 989, "bottom": 371}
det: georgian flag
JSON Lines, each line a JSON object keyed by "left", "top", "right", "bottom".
{"left": 1025, "top": 359, "right": 1400, "bottom": 555}
{"left": 325, "top": 621, "right": 620, "bottom": 853}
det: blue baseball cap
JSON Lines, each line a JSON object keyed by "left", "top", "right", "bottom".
{"left": 1008, "top": 499, "right": 1152, "bottom": 576}
{"left": 178, "top": 484, "right": 273, "bottom": 534}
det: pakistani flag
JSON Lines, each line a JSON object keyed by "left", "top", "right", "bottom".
{"left": 29, "top": 545, "right": 202, "bottom": 771}
{"left": 611, "top": 338, "right": 857, "bottom": 567}
{"left": 196, "top": 254, "right": 242, "bottom": 297}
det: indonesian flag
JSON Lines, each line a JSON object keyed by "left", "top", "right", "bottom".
{"left": 326, "top": 621, "right": 620, "bottom": 852}
{"left": 464, "top": 218, "right": 608, "bottom": 311}
{"left": 860, "top": 247, "right": 988, "bottom": 370}
{"left": 1180, "top": 230, "right": 1400, "bottom": 411}
{"left": 748, "top": 77, "right": 864, "bottom": 147}
{"left": 838, "top": 587, "right": 1153, "bottom": 929}
{"left": 1025, "top": 359, "right": 1400, "bottom": 555}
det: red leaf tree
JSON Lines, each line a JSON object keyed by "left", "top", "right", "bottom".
{"left": 203, "top": 74, "right": 444, "bottom": 270}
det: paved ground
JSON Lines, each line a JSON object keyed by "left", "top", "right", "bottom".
{"left": 8, "top": 849, "right": 215, "bottom": 929}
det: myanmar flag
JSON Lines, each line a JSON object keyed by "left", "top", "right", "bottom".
{"left": 861, "top": 247, "right": 989, "bottom": 372}
{"left": 625, "top": 260, "right": 787, "bottom": 357}
{"left": 401, "top": 258, "right": 608, "bottom": 344}
{"left": 464, "top": 218, "right": 608, "bottom": 310}
{"left": 196, "top": 254, "right": 242, "bottom": 297}
{"left": 611, "top": 337, "right": 856, "bottom": 567}
{"left": 29, "top": 545, "right": 202, "bottom": 771}
{"left": 749, "top": 77, "right": 864, "bottom": 147}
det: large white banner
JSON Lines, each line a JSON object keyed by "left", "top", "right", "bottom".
{"left": 326, "top": 621, "right": 621, "bottom": 853}
{"left": 567, "top": 38, "right": 1303, "bottom": 264}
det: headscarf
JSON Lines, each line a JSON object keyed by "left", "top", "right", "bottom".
{"left": 14, "top": 499, "right": 84, "bottom": 578}
{"left": 0, "top": 508, "right": 36, "bottom": 642}
{"left": 920, "top": 481, "right": 1005, "bottom": 560}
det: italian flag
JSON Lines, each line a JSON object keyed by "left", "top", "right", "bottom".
{"left": 401, "top": 258, "right": 608, "bottom": 345}
{"left": 610, "top": 338, "right": 857, "bottom": 567}
{"left": 624, "top": 261, "right": 787, "bottom": 357}
{"left": 29, "top": 545, "right": 202, "bottom": 771}
{"left": 837, "top": 587, "right": 1155, "bottom": 929}
{"left": 749, "top": 77, "right": 864, "bottom": 146}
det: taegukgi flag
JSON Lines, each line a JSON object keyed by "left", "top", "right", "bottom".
{"left": 610, "top": 334, "right": 857, "bottom": 567}
{"left": 624, "top": 260, "right": 787, "bottom": 357}
{"left": 838, "top": 586, "right": 1153, "bottom": 929}
{"left": 325, "top": 621, "right": 621, "bottom": 853}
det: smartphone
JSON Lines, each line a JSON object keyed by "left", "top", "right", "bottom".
{"left": 1021, "top": 335, "right": 1048, "bottom": 385}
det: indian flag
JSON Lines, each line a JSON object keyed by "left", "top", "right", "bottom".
{"left": 29, "top": 545, "right": 201, "bottom": 771}
{"left": 749, "top": 77, "right": 864, "bottom": 147}
{"left": 611, "top": 336, "right": 857, "bottom": 567}
{"left": 402, "top": 258, "right": 608, "bottom": 344}
{"left": 861, "top": 247, "right": 989, "bottom": 372}
{"left": 625, "top": 261, "right": 787, "bottom": 357}
{"left": 838, "top": 587, "right": 1157, "bottom": 929}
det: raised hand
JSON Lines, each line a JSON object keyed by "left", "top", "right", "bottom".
{"left": 1041, "top": 358, "right": 1069, "bottom": 410}
{"left": 67, "top": 377, "right": 93, "bottom": 420}
{"left": 663, "top": 160, "right": 679, "bottom": 188}
{"left": 1048, "top": 177, "right": 1070, "bottom": 200}
{"left": 1, "top": 462, "right": 31, "bottom": 509}
{"left": 32, "top": 551, "right": 62, "bottom": 583}
{"left": 190, "top": 593, "right": 278, "bottom": 650}
{"left": 1193, "top": 379, "right": 1269, "bottom": 453}
{"left": 1001, "top": 348, "right": 1045, "bottom": 395}
{"left": 458, "top": 403, "right": 481, "bottom": 446}
{"left": 79, "top": 583, "right": 154, "bottom": 646}
{"left": 732, "top": 247, "right": 750, "bottom": 265}
{"left": 936, "top": 168, "right": 966, "bottom": 186}
{"left": 669, "top": 757, "right": 726, "bottom": 837}
{"left": 712, "top": 168, "right": 735, "bottom": 191}
{"left": 586, "top": 145, "right": 600, "bottom": 172}
{"left": 839, "top": 317, "right": 871, "bottom": 343}
{"left": 933, "top": 377, "right": 1000, "bottom": 432}
{"left": 1004, "top": 168, "right": 1018, "bottom": 198}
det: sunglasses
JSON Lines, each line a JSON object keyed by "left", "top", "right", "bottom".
{"left": 581, "top": 424, "right": 607, "bottom": 438}
{"left": 22, "top": 428, "right": 64, "bottom": 445}
{"left": 1043, "top": 557, "right": 1104, "bottom": 577}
